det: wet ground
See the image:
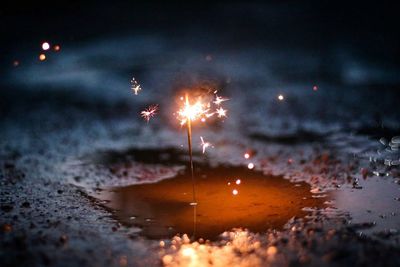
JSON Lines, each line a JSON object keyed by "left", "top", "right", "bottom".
{"left": 1, "top": 2, "right": 400, "bottom": 267}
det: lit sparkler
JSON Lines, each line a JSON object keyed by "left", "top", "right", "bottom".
{"left": 176, "top": 90, "right": 229, "bottom": 219}
{"left": 131, "top": 78, "right": 142, "bottom": 95}
{"left": 140, "top": 104, "right": 158, "bottom": 122}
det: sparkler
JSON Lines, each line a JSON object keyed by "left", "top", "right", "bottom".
{"left": 176, "top": 90, "right": 229, "bottom": 238}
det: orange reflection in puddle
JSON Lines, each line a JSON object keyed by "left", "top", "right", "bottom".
{"left": 92, "top": 165, "right": 326, "bottom": 240}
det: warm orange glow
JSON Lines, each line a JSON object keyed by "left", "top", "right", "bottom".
{"left": 54, "top": 45, "right": 61, "bottom": 51}
{"left": 235, "top": 179, "right": 241, "bottom": 185}
{"left": 232, "top": 189, "right": 238, "bottom": 195}
{"left": 182, "top": 247, "right": 195, "bottom": 257}
{"left": 247, "top": 163, "right": 254, "bottom": 169}
{"left": 178, "top": 94, "right": 206, "bottom": 125}
{"left": 39, "top": 54, "right": 46, "bottom": 61}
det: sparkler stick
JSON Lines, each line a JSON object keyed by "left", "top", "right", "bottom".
{"left": 185, "top": 94, "right": 197, "bottom": 205}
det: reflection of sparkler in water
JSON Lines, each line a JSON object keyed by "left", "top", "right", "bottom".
{"left": 140, "top": 104, "right": 158, "bottom": 122}
{"left": 130, "top": 78, "right": 142, "bottom": 95}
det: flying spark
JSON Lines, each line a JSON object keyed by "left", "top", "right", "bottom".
{"left": 278, "top": 94, "right": 284, "bottom": 101}
{"left": 216, "top": 107, "right": 227, "bottom": 118}
{"left": 213, "top": 95, "right": 229, "bottom": 105}
{"left": 131, "top": 78, "right": 142, "bottom": 95}
{"left": 140, "top": 105, "right": 158, "bottom": 122}
{"left": 200, "top": 136, "right": 212, "bottom": 154}
{"left": 232, "top": 189, "right": 238, "bottom": 195}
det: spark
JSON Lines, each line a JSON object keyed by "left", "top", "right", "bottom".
{"left": 200, "top": 136, "right": 212, "bottom": 154}
{"left": 278, "top": 94, "right": 284, "bottom": 101}
{"left": 39, "top": 54, "right": 46, "bottom": 61}
{"left": 236, "top": 179, "right": 241, "bottom": 185}
{"left": 244, "top": 153, "right": 250, "bottom": 159}
{"left": 216, "top": 107, "right": 227, "bottom": 118}
{"left": 213, "top": 95, "right": 229, "bottom": 105}
{"left": 42, "top": 42, "right": 50, "bottom": 50}
{"left": 140, "top": 104, "right": 158, "bottom": 122}
{"left": 232, "top": 189, "right": 238, "bottom": 195}
{"left": 247, "top": 163, "right": 254, "bottom": 169}
{"left": 54, "top": 45, "right": 61, "bottom": 51}
{"left": 130, "top": 78, "right": 142, "bottom": 95}
{"left": 313, "top": 85, "right": 318, "bottom": 91}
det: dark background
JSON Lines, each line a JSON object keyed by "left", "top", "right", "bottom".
{"left": 1, "top": 1, "right": 399, "bottom": 64}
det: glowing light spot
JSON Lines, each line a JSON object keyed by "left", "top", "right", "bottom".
{"left": 42, "top": 42, "right": 50, "bottom": 50}
{"left": 13, "top": 60, "right": 19, "bottom": 67}
{"left": 39, "top": 54, "right": 46, "bottom": 61}
{"left": 313, "top": 85, "right": 318, "bottom": 91}
{"left": 232, "top": 189, "right": 238, "bottom": 195}
{"left": 213, "top": 95, "right": 229, "bottom": 105}
{"left": 278, "top": 94, "right": 284, "bottom": 101}
{"left": 227, "top": 182, "right": 231, "bottom": 185}
{"left": 236, "top": 179, "right": 241, "bottom": 185}
{"left": 247, "top": 163, "right": 254, "bottom": 169}
{"left": 54, "top": 45, "right": 61, "bottom": 51}
{"left": 244, "top": 153, "right": 250, "bottom": 159}
{"left": 267, "top": 246, "right": 278, "bottom": 256}
{"left": 159, "top": 241, "right": 165, "bottom": 247}
{"left": 182, "top": 247, "right": 195, "bottom": 257}
{"left": 201, "top": 117, "right": 206, "bottom": 122}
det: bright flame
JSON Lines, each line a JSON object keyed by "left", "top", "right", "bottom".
{"left": 177, "top": 94, "right": 209, "bottom": 126}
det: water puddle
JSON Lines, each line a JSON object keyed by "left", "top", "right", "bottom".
{"left": 90, "top": 164, "right": 327, "bottom": 240}
{"left": 333, "top": 176, "right": 400, "bottom": 236}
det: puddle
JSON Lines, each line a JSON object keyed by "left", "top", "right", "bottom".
{"left": 333, "top": 176, "right": 400, "bottom": 236}
{"left": 90, "top": 164, "right": 327, "bottom": 240}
